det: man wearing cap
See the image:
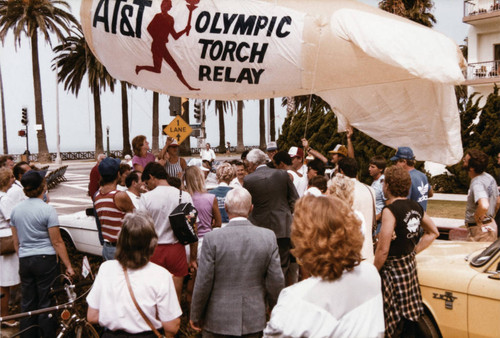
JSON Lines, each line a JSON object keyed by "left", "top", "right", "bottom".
{"left": 200, "top": 143, "right": 216, "bottom": 165}
{"left": 266, "top": 142, "right": 278, "bottom": 168}
{"left": 288, "top": 146, "right": 308, "bottom": 197}
{"left": 462, "top": 149, "right": 499, "bottom": 241}
{"left": 160, "top": 137, "right": 187, "bottom": 179}
{"left": 93, "top": 157, "right": 135, "bottom": 260}
{"left": 392, "top": 147, "right": 433, "bottom": 211}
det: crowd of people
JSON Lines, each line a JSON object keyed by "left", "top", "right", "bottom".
{"left": 1, "top": 132, "right": 499, "bottom": 337}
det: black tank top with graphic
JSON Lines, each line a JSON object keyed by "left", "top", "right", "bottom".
{"left": 385, "top": 199, "right": 424, "bottom": 257}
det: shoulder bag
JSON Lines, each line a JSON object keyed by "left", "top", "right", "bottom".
{"left": 169, "top": 189, "right": 198, "bottom": 245}
{"left": 123, "top": 267, "right": 165, "bottom": 338}
{"left": 0, "top": 196, "right": 15, "bottom": 255}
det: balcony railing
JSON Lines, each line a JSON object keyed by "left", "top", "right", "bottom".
{"left": 464, "top": 60, "right": 500, "bottom": 81}
{"left": 464, "top": 0, "right": 500, "bottom": 18}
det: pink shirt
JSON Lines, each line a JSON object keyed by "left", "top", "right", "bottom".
{"left": 132, "top": 153, "right": 155, "bottom": 170}
{"left": 192, "top": 192, "right": 216, "bottom": 238}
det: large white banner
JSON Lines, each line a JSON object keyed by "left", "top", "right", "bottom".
{"left": 81, "top": 0, "right": 466, "bottom": 164}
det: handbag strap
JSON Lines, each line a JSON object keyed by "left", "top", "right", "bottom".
{"left": 178, "top": 188, "right": 182, "bottom": 204}
{"left": 123, "top": 267, "right": 163, "bottom": 338}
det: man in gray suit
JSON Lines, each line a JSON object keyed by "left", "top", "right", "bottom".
{"left": 243, "top": 149, "right": 299, "bottom": 279}
{"left": 190, "top": 187, "right": 284, "bottom": 337}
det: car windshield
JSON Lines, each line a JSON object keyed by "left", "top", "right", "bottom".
{"left": 470, "top": 238, "right": 500, "bottom": 268}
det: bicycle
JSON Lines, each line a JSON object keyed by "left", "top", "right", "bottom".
{"left": 0, "top": 275, "right": 99, "bottom": 338}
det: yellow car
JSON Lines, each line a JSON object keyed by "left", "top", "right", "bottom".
{"left": 417, "top": 239, "right": 500, "bottom": 337}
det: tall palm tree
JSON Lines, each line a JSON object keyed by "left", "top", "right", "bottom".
{"left": 0, "top": 64, "right": 7, "bottom": 154}
{"left": 259, "top": 99, "right": 265, "bottom": 150}
{"left": 270, "top": 98, "right": 276, "bottom": 142}
{"left": 0, "top": 0, "right": 79, "bottom": 162}
{"left": 209, "top": 100, "right": 234, "bottom": 153}
{"left": 52, "top": 29, "right": 115, "bottom": 157}
{"left": 152, "top": 91, "right": 159, "bottom": 155}
{"left": 236, "top": 100, "right": 244, "bottom": 152}
{"left": 121, "top": 81, "right": 132, "bottom": 156}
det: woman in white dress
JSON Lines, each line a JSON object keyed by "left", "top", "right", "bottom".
{"left": 0, "top": 168, "right": 19, "bottom": 327}
{"left": 264, "top": 195, "right": 384, "bottom": 337}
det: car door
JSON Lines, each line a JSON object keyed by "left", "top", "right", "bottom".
{"left": 468, "top": 254, "right": 500, "bottom": 337}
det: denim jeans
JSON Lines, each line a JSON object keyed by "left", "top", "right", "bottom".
{"left": 102, "top": 242, "right": 117, "bottom": 261}
{"left": 19, "top": 255, "right": 59, "bottom": 338}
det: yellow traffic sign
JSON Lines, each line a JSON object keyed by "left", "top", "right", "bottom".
{"left": 164, "top": 116, "right": 192, "bottom": 144}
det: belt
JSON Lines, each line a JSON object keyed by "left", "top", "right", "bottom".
{"left": 467, "top": 218, "right": 493, "bottom": 227}
{"left": 103, "top": 241, "right": 117, "bottom": 247}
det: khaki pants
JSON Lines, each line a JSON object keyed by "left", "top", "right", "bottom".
{"left": 467, "top": 220, "right": 498, "bottom": 242}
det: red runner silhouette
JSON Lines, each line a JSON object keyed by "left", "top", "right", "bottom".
{"left": 136, "top": 0, "right": 200, "bottom": 91}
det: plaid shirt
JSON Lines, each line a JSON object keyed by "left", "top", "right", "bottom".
{"left": 380, "top": 251, "right": 423, "bottom": 337}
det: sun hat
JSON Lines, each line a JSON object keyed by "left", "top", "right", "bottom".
{"left": 390, "top": 147, "right": 415, "bottom": 161}
{"left": 328, "top": 144, "right": 348, "bottom": 157}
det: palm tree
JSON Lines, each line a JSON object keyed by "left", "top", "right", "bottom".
{"left": 209, "top": 100, "right": 234, "bottom": 153}
{"left": 379, "top": 0, "right": 436, "bottom": 27}
{"left": 0, "top": 64, "right": 7, "bottom": 154}
{"left": 151, "top": 91, "right": 159, "bottom": 155}
{"left": 259, "top": 99, "right": 265, "bottom": 150}
{"left": 0, "top": 0, "right": 79, "bottom": 162}
{"left": 121, "top": 81, "right": 132, "bottom": 156}
{"left": 236, "top": 100, "right": 244, "bottom": 152}
{"left": 52, "top": 29, "right": 115, "bottom": 157}
{"left": 270, "top": 98, "right": 276, "bottom": 142}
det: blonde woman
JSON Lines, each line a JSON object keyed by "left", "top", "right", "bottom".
{"left": 208, "top": 163, "right": 235, "bottom": 223}
{"left": 0, "top": 168, "right": 19, "bottom": 327}
{"left": 327, "top": 174, "right": 373, "bottom": 258}
{"left": 184, "top": 166, "right": 222, "bottom": 241}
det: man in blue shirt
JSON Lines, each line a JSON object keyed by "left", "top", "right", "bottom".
{"left": 391, "top": 147, "right": 433, "bottom": 211}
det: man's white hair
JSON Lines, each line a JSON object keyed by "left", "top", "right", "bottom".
{"left": 246, "top": 149, "right": 267, "bottom": 166}
{"left": 225, "top": 187, "right": 252, "bottom": 217}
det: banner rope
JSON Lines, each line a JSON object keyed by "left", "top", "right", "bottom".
{"left": 304, "top": 25, "right": 323, "bottom": 139}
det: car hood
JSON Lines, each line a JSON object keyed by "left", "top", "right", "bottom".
{"left": 417, "top": 240, "right": 490, "bottom": 293}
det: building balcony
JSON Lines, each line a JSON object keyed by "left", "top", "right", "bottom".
{"left": 464, "top": 0, "right": 500, "bottom": 23}
{"left": 463, "top": 60, "right": 500, "bottom": 85}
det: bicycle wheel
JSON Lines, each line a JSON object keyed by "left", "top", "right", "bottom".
{"left": 73, "top": 321, "right": 99, "bottom": 338}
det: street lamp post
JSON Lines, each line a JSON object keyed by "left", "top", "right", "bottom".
{"left": 106, "top": 126, "right": 110, "bottom": 157}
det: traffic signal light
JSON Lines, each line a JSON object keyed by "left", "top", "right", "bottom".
{"left": 21, "top": 107, "right": 28, "bottom": 125}
{"left": 193, "top": 100, "right": 202, "bottom": 123}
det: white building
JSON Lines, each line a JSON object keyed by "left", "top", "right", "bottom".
{"left": 463, "top": 0, "right": 500, "bottom": 103}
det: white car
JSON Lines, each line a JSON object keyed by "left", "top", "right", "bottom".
{"left": 58, "top": 208, "right": 103, "bottom": 256}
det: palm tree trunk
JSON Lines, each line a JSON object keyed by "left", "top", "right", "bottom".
{"left": 152, "top": 91, "right": 159, "bottom": 155}
{"left": 217, "top": 100, "right": 226, "bottom": 153}
{"left": 270, "top": 98, "right": 276, "bottom": 141}
{"left": 180, "top": 97, "right": 191, "bottom": 156}
{"left": 121, "top": 82, "right": 131, "bottom": 156}
{"left": 0, "top": 65, "right": 7, "bottom": 154}
{"left": 31, "top": 33, "right": 50, "bottom": 162}
{"left": 259, "top": 99, "right": 266, "bottom": 150}
{"left": 93, "top": 89, "right": 104, "bottom": 157}
{"left": 236, "top": 100, "right": 244, "bottom": 152}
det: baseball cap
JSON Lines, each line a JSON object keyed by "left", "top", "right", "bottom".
{"left": 168, "top": 139, "right": 179, "bottom": 147}
{"left": 21, "top": 170, "right": 47, "bottom": 190}
{"left": 390, "top": 147, "right": 415, "bottom": 161}
{"left": 267, "top": 141, "right": 278, "bottom": 152}
{"left": 98, "top": 157, "right": 121, "bottom": 176}
{"left": 328, "top": 144, "right": 348, "bottom": 157}
{"left": 288, "top": 146, "right": 304, "bottom": 159}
